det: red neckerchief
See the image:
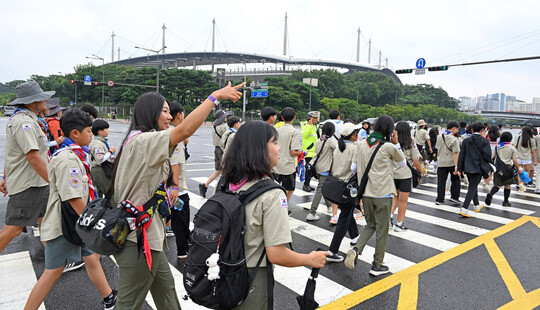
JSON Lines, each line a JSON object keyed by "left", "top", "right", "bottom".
{"left": 54, "top": 138, "right": 96, "bottom": 200}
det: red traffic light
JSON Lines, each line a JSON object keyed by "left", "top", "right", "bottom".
{"left": 70, "top": 79, "right": 75, "bottom": 83}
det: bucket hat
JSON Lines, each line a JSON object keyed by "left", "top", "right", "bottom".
{"left": 45, "top": 98, "right": 67, "bottom": 116}
{"left": 213, "top": 109, "right": 232, "bottom": 126}
{"left": 417, "top": 119, "right": 426, "bottom": 126}
{"left": 8, "top": 81, "right": 55, "bottom": 106}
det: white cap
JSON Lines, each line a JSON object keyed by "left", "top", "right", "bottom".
{"left": 340, "top": 122, "right": 362, "bottom": 136}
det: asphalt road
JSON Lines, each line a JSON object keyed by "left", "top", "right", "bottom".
{"left": 0, "top": 118, "right": 538, "bottom": 309}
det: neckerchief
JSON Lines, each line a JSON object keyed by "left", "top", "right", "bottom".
{"left": 54, "top": 137, "right": 96, "bottom": 200}
{"left": 497, "top": 142, "right": 511, "bottom": 149}
{"left": 229, "top": 177, "right": 248, "bottom": 191}
{"left": 12, "top": 108, "right": 48, "bottom": 136}
{"left": 444, "top": 130, "right": 452, "bottom": 135}
{"left": 37, "top": 116, "right": 48, "bottom": 135}
{"left": 367, "top": 131, "right": 385, "bottom": 147}
{"left": 229, "top": 127, "right": 237, "bottom": 133}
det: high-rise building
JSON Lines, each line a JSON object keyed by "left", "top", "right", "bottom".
{"left": 486, "top": 93, "right": 506, "bottom": 111}
{"left": 477, "top": 96, "right": 487, "bottom": 110}
{"left": 533, "top": 97, "right": 540, "bottom": 113}
{"left": 458, "top": 96, "right": 477, "bottom": 110}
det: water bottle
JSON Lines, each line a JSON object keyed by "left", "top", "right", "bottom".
{"left": 348, "top": 184, "right": 358, "bottom": 198}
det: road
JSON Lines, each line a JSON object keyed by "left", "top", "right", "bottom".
{"left": 0, "top": 118, "right": 539, "bottom": 309}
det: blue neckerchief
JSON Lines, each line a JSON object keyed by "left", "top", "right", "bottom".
{"left": 229, "top": 127, "right": 237, "bottom": 133}
{"left": 344, "top": 140, "right": 353, "bottom": 144}
{"left": 444, "top": 130, "right": 452, "bottom": 135}
{"left": 56, "top": 137, "right": 76, "bottom": 153}
{"left": 497, "top": 142, "right": 511, "bottom": 149}
{"left": 37, "top": 116, "right": 48, "bottom": 132}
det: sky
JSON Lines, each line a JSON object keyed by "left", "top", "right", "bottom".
{"left": 1, "top": 0, "right": 539, "bottom": 102}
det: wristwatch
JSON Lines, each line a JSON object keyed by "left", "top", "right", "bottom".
{"left": 208, "top": 95, "right": 220, "bottom": 106}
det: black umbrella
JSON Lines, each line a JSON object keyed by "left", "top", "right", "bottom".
{"left": 296, "top": 265, "right": 321, "bottom": 310}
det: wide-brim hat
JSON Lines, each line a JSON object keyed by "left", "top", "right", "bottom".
{"left": 213, "top": 109, "right": 232, "bottom": 126}
{"left": 45, "top": 98, "right": 67, "bottom": 116}
{"left": 307, "top": 111, "right": 320, "bottom": 118}
{"left": 8, "top": 81, "right": 55, "bottom": 106}
{"left": 340, "top": 122, "right": 362, "bottom": 136}
{"left": 417, "top": 119, "right": 426, "bottom": 126}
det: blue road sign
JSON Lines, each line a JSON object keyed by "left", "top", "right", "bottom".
{"left": 251, "top": 89, "right": 268, "bottom": 98}
{"left": 84, "top": 75, "right": 92, "bottom": 82}
{"left": 70, "top": 101, "right": 74, "bottom": 106}
{"left": 416, "top": 58, "right": 426, "bottom": 69}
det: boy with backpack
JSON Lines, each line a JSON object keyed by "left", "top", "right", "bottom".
{"left": 89, "top": 119, "right": 116, "bottom": 197}
{"left": 25, "top": 108, "right": 117, "bottom": 310}
{"left": 220, "top": 116, "right": 240, "bottom": 155}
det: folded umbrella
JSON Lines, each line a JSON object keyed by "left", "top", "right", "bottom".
{"left": 519, "top": 170, "right": 532, "bottom": 183}
{"left": 297, "top": 151, "right": 306, "bottom": 182}
{"left": 296, "top": 264, "right": 320, "bottom": 310}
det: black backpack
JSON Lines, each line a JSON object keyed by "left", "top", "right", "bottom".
{"left": 183, "top": 179, "right": 285, "bottom": 309}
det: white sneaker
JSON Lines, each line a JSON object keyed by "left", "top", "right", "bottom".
{"left": 327, "top": 207, "right": 333, "bottom": 214}
{"left": 306, "top": 213, "right": 320, "bottom": 221}
{"left": 474, "top": 204, "right": 484, "bottom": 213}
{"left": 303, "top": 205, "right": 311, "bottom": 210}
{"left": 459, "top": 208, "right": 472, "bottom": 218}
{"left": 518, "top": 184, "right": 526, "bottom": 191}
{"left": 355, "top": 212, "right": 363, "bottom": 221}
{"left": 329, "top": 215, "right": 338, "bottom": 224}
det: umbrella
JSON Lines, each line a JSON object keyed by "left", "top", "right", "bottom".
{"left": 297, "top": 151, "right": 306, "bottom": 182}
{"left": 296, "top": 264, "right": 321, "bottom": 310}
{"left": 519, "top": 170, "right": 532, "bottom": 183}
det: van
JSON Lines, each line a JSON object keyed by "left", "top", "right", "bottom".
{"left": 3, "top": 106, "right": 15, "bottom": 116}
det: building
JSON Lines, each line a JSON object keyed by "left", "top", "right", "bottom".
{"left": 458, "top": 96, "right": 477, "bottom": 110}
{"left": 533, "top": 97, "right": 540, "bottom": 113}
{"left": 477, "top": 96, "right": 487, "bottom": 110}
{"left": 485, "top": 93, "right": 506, "bottom": 111}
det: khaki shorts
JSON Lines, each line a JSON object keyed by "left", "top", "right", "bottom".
{"left": 5, "top": 186, "right": 49, "bottom": 226}
{"left": 45, "top": 235, "right": 94, "bottom": 270}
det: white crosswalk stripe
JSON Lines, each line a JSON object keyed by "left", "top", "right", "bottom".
{"left": 0, "top": 252, "right": 45, "bottom": 310}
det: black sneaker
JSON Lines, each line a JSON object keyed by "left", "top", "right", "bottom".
{"left": 326, "top": 253, "right": 344, "bottom": 263}
{"left": 344, "top": 247, "right": 359, "bottom": 269}
{"left": 485, "top": 193, "right": 492, "bottom": 206}
{"left": 502, "top": 201, "right": 512, "bottom": 207}
{"left": 435, "top": 200, "right": 445, "bottom": 205}
{"left": 369, "top": 263, "right": 390, "bottom": 276}
{"left": 198, "top": 183, "right": 207, "bottom": 198}
{"left": 389, "top": 218, "right": 394, "bottom": 229}
{"left": 103, "top": 289, "right": 117, "bottom": 310}
{"left": 63, "top": 260, "right": 85, "bottom": 273}
{"left": 302, "top": 184, "right": 313, "bottom": 192}
{"left": 448, "top": 198, "right": 461, "bottom": 204}
{"left": 394, "top": 223, "right": 408, "bottom": 232}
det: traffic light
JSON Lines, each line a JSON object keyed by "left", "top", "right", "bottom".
{"left": 94, "top": 81, "right": 100, "bottom": 86}
{"left": 395, "top": 69, "right": 413, "bottom": 74}
{"left": 427, "top": 65, "right": 449, "bottom": 71}
{"left": 70, "top": 79, "right": 75, "bottom": 83}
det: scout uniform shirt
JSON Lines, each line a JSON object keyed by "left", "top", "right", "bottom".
{"left": 219, "top": 129, "right": 236, "bottom": 156}
{"left": 5, "top": 109, "right": 48, "bottom": 195}
{"left": 212, "top": 123, "right": 228, "bottom": 147}
{"left": 312, "top": 137, "right": 338, "bottom": 174}
{"left": 514, "top": 134, "right": 537, "bottom": 161}
{"left": 274, "top": 123, "right": 302, "bottom": 175}
{"left": 41, "top": 149, "right": 90, "bottom": 242}
{"left": 435, "top": 133, "right": 460, "bottom": 168}
{"left": 332, "top": 142, "right": 357, "bottom": 182}
{"left": 355, "top": 140, "right": 405, "bottom": 197}
{"left": 392, "top": 145, "right": 421, "bottom": 180}
{"left": 89, "top": 135, "right": 109, "bottom": 168}
{"left": 114, "top": 130, "right": 174, "bottom": 252}
{"left": 232, "top": 178, "right": 292, "bottom": 268}
{"left": 170, "top": 139, "right": 188, "bottom": 192}
{"left": 494, "top": 144, "right": 518, "bottom": 166}
{"left": 415, "top": 128, "right": 429, "bottom": 146}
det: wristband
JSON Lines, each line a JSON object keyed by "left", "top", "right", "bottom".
{"left": 2, "top": 176, "right": 6, "bottom": 180}
{"left": 171, "top": 187, "right": 179, "bottom": 191}
{"left": 208, "top": 95, "right": 220, "bottom": 105}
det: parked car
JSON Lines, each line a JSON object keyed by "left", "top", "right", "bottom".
{"left": 3, "top": 106, "right": 15, "bottom": 116}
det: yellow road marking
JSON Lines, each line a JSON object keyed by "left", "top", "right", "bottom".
{"left": 497, "top": 288, "right": 540, "bottom": 310}
{"left": 485, "top": 239, "right": 526, "bottom": 299}
{"left": 320, "top": 215, "right": 537, "bottom": 309}
{"left": 397, "top": 275, "right": 418, "bottom": 310}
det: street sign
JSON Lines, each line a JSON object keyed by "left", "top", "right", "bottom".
{"left": 415, "top": 69, "right": 426, "bottom": 75}
{"left": 84, "top": 75, "right": 92, "bottom": 86}
{"left": 251, "top": 89, "right": 268, "bottom": 98}
{"left": 261, "top": 82, "right": 268, "bottom": 87}
{"left": 107, "top": 80, "right": 114, "bottom": 87}
{"left": 416, "top": 58, "right": 426, "bottom": 69}
{"left": 70, "top": 101, "right": 74, "bottom": 106}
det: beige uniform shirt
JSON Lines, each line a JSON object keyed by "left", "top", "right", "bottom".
{"left": 212, "top": 123, "right": 228, "bottom": 146}
{"left": 311, "top": 137, "right": 337, "bottom": 174}
{"left": 514, "top": 135, "right": 537, "bottom": 160}
{"left": 494, "top": 144, "right": 518, "bottom": 166}
{"left": 170, "top": 141, "right": 188, "bottom": 192}
{"left": 5, "top": 110, "right": 48, "bottom": 195}
{"left": 114, "top": 130, "right": 173, "bottom": 251}
{"left": 274, "top": 123, "right": 302, "bottom": 175}
{"left": 41, "top": 149, "right": 90, "bottom": 242}
{"left": 393, "top": 145, "right": 421, "bottom": 180}
{"left": 233, "top": 178, "right": 292, "bottom": 267}
{"left": 436, "top": 134, "right": 460, "bottom": 167}
{"left": 89, "top": 135, "right": 109, "bottom": 168}
{"left": 219, "top": 130, "right": 236, "bottom": 156}
{"left": 332, "top": 142, "right": 357, "bottom": 182}
{"left": 415, "top": 129, "right": 429, "bottom": 145}
{"left": 355, "top": 141, "right": 405, "bottom": 197}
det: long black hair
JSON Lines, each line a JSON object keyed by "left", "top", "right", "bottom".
{"left": 110, "top": 92, "right": 174, "bottom": 194}
{"left": 362, "top": 122, "right": 371, "bottom": 135}
{"left": 338, "top": 129, "right": 359, "bottom": 152}
{"left": 373, "top": 115, "right": 395, "bottom": 141}
{"left": 321, "top": 122, "right": 335, "bottom": 139}
{"left": 222, "top": 120, "right": 278, "bottom": 184}
{"left": 521, "top": 126, "right": 533, "bottom": 148}
{"left": 487, "top": 125, "right": 500, "bottom": 142}
{"left": 395, "top": 121, "right": 413, "bottom": 150}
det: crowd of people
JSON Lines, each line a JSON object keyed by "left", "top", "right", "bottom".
{"left": 0, "top": 80, "right": 539, "bottom": 309}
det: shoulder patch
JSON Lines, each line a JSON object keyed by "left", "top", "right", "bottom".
{"left": 174, "top": 146, "right": 181, "bottom": 153}
{"left": 280, "top": 197, "right": 288, "bottom": 208}
{"left": 96, "top": 153, "right": 103, "bottom": 159}
{"left": 70, "top": 177, "right": 80, "bottom": 188}
{"left": 69, "top": 168, "right": 79, "bottom": 176}
{"left": 22, "top": 124, "right": 32, "bottom": 130}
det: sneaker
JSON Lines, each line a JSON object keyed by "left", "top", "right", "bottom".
{"left": 303, "top": 204, "right": 311, "bottom": 210}
{"left": 344, "top": 247, "right": 358, "bottom": 270}
{"left": 389, "top": 218, "right": 394, "bottom": 229}
{"left": 31, "top": 224, "right": 40, "bottom": 236}
{"left": 103, "top": 289, "right": 117, "bottom": 310}
{"left": 474, "top": 204, "right": 484, "bottom": 213}
{"left": 459, "top": 208, "right": 472, "bottom": 218}
{"left": 326, "top": 253, "right": 344, "bottom": 263}
{"left": 535, "top": 190, "right": 540, "bottom": 195}
{"left": 435, "top": 200, "right": 445, "bottom": 205}
{"left": 369, "top": 263, "right": 390, "bottom": 276}
{"left": 327, "top": 206, "right": 333, "bottom": 214}
{"left": 394, "top": 223, "right": 408, "bottom": 231}
{"left": 355, "top": 212, "right": 363, "bottom": 221}
{"left": 306, "top": 213, "right": 320, "bottom": 221}
{"left": 518, "top": 184, "right": 526, "bottom": 192}
{"left": 22, "top": 226, "right": 28, "bottom": 233}
{"left": 329, "top": 215, "right": 338, "bottom": 225}
{"left": 502, "top": 201, "right": 512, "bottom": 207}
{"left": 288, "top": 210, "right": 292, "bottom": 216}
{"left": 448, "top": 198, "right": 462, "bottom": 204}
{"left": 178, "top": 254, "right": 188, "bottom": 259}
{"left": 485, "top": 193, "right": 492, "bottom": 206}
{"left": 166, "top": 227, "right": 175, "bottom": 237}
{"left": 349, "top": 236, "right": 359, "bottom": 246}
{"left": 63, "top": 260, "right": 85, "bottom": 273}
{"left": 198, "top": 183, "right": 208, "bottom": 198}
{"left": 302, "top": 184, "right": 313, "bottom": 192}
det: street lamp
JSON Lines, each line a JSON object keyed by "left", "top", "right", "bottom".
{"left": 135, "top": 46, "right": 167, "bottom": 93}
{"left": 86, "top": 54, "right": 105, "bottom": 106}
{"left": 240, "top": 56, "right": 248, "bottom": 121}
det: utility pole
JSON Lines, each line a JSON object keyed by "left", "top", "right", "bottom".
{"left": 379, "top": 51, "right": 382, "bottom": 67}
{"left": 283, "top": 12, "right": 288, "bottom": 56}
{"left": 85, "top": 55, "right": 105, "bottom": 106}
{"left": 386, "top": 57, "right": 388, "bottom": 67}
{"left": 212, "top": 18, "right": 216, "bottom": 52}
{"left": 118, "top": 47, "right": 121, "bottom": 61}
{"left": 356, "top": 27, "right": 361, "bottom": 62}
{"left": 242, "top": 61, "right": 247, "bottom": 121}
{"left": 162, "top": 24, "right": 167, "bottom": 54}
{"left": 135, "top": 46, "right": 166, "bottom": 93}
{"left": 368, "top": 39, "right": 371, "bottom": 64}
{"left": 111, "top": 32, "right": 115, "bottom": 62}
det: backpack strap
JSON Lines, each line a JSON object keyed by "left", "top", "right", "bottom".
{"left": 238, "top": 179, "right": 286, "bottom": 205}
{"left": 214, "top": 126, "right": 222, "bottom": 139}
{"left": 310, "top": 137, "right": 329, "bottom": 170}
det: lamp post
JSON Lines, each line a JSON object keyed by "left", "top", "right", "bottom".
{"left": 86, "top": 55, "right": 105, "bottom": 106}
{"left": 135, "top": 46, "right": 167, "bottom": 93}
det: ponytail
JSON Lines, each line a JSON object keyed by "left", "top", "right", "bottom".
{"left": 338, "top": 136, "right": 346, "bottom": 152}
